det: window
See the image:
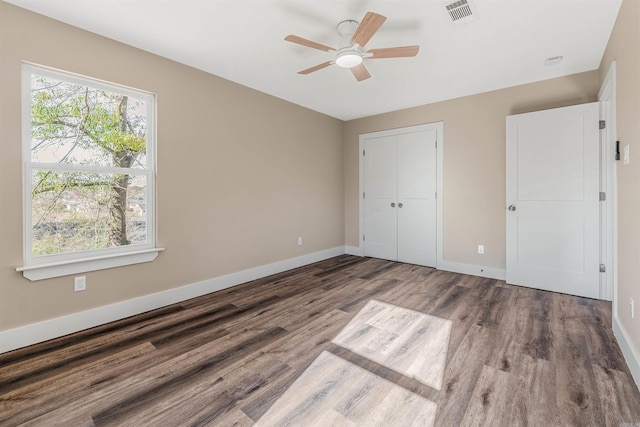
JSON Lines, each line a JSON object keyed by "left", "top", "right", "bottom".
{"left": 18, "top": 64, "right": 161, "bottom": 280}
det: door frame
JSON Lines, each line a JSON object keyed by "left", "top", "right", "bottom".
{"left": 358, "top": 122, "right": 444, "bottom": 267}
{"left": 598, "top": 61, "right": 617, "bottom": 302}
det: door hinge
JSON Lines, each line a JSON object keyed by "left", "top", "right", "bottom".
{"left": 363, "top": 192, "right": 365, "bottom": 199}
{"left": 435, "top": 141, "right": 437, "bottom": 148}
{"left": 599, "top": 120, "right": 606, "bottom": 130}
{"left": 600, "top": 192, "right": 606, "bottom": 201}
{"left": 600, "top": 263, "right": 606, "bottom": 273}
{"left": 363, "top": 149, "right": 365, "bottom": 156}
{"left": 363, "top": 235, "right": 365, "bottom": 242}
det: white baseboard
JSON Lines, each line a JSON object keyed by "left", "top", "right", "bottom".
{"left": 436, "top": 260, "right": 506, "bottom": 281}
{"left": 343, "top": 246, "right": 505, "bottom": 280}
{"left": 0, "top": 249, "right": 509, "bottom": 354}
{"left": 613, "top": 315, "right": 640, "bottom": 391}
{"left": 0, "top": 246, "right": 345, "bottom": 355}
{"left": 345, "top": 245, "right": 363, "bottom": 256}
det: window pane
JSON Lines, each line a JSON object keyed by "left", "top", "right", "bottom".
{"left": 30, "top": 74, "right": 147, "bottom": 169}
{"left": 31, "top": 170, "right": 148, "bottom": 256}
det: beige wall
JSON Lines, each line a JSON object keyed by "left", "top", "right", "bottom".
{"left": 0, "top": 2, "right": 344, "bottom": 331}
{"left": 599, "top": 0, "right": 640, "bottom": 357}
{"left": 344, "top": 72, "right": 600, "bottom": 269}
{"left": 0, "top": 0, "right": 628, "bottom": 350}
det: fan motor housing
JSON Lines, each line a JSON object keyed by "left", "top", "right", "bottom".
{"left": 337, "top": 19, "right": 359, "bottom": 48}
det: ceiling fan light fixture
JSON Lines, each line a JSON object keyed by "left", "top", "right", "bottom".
{"left": 285, "top": 11, "right": 419, "bottom": 81}
{"left": 336, "top": 51, "right": 363, "bottom": 68}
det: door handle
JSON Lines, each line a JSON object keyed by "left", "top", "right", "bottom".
{"left": 398, "top": 203, "right": 403, "bottom": 208}
{"left": 391, "top": 202, "right": 396, "bottom": 208}
{"left": 508, "top": 205, "right": 516, "bottom": 211}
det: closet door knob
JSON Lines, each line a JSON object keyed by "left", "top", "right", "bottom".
{"left": 391, "top": 202, "right": 396, "bottom": 207}
{"left": 398, "top": 203, "right": 403, "bottom": 208}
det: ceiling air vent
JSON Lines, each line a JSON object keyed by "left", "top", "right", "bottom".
{"left": 445, "top": 0, "right": 477, "bottom": 25}
{"left": 544, "top": 56, "right": 563, "bottom": 66}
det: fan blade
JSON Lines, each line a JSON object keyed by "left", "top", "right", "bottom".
{"left": 368, "top": 45, "right": 419, "bottom": 59}
{"left": 298, "top": 61, "right": 333, "bottom": 75}
{"left": 351, "top": 12, "right": 387, "bottom": 47}
{"left": 285, "top": 35, "right": 335, "bottom": 52}
{"left": 350, "top": 63, "right": 371, "bottom": 81}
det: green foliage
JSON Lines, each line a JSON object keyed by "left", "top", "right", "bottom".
{"left": 29, "top": 74, "right": 148, "bottom": 254}
{"left": 32, "top": 219, "right": 111, "bottom": 255}
{"left": 31, "top": 76, "right": 147, "bottom": 162}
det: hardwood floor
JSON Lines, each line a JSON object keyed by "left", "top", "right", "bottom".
{"left": 1, "top": 255, "right": 639, "bottom": 426}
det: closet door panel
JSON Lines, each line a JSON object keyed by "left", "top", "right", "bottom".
{"left": 364, "top": 136, "right": 398, "bottom": 261}
{"left": 397, "top": 131, "right": 437, "bottom": 266}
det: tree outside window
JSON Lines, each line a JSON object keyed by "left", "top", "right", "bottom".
{"left": 24, "top": 65, "right": 156, "bottom": 265}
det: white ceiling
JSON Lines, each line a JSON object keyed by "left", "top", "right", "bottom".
{"left": 6, "top": 0, "right": 622, "bottom": 121}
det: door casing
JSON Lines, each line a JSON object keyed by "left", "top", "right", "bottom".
{"left": 598, "top": 61, "right": 617, "bottom": 302}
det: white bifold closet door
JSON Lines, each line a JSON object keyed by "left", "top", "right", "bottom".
{"left": 363, "top": 129, "right": 437, "bottom": 267}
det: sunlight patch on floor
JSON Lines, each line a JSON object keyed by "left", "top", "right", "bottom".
{"left": 332, "top": 299, "right": 452, "bottom": 390}
{"left": 256, "top": 300, "right": 452, "bottom": 426}
{"left": 255, "top": 350, "right": 437, "bottom": 426}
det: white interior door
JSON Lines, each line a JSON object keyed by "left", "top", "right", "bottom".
{"left": 364, "top": 136, "right": 398, "bottom": 262}
{"left": 506, "top": 102, "right": 600, "bottom": 299}
{"left": 397, "top": 131, "right": 437, "bottom": 266}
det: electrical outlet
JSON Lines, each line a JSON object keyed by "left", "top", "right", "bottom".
{"left": 478, "top": 245, "right": 484, "bottom": 254}
{"left": 631, "top": 298, "right": 635, "bottom": 319}
{"left": 298, "top": 237, "right": 303, "bottom": 246}
{"left": 74, "top": 276, "right": 86, "bottom": 292}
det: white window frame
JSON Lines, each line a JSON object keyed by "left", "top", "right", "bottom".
{"left": 17, "top": 63, "right": 163, "bottom": 281}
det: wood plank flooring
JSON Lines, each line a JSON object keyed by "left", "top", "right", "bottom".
{"left": 1, "top": 255, "right": 639, "bottom": 426}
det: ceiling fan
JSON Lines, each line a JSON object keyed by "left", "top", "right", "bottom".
{"left": 285, "top": 12, "right": 420, "bottom": 82}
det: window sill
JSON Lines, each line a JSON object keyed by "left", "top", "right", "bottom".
{"left": 16, "top": 248, "right": 165, "bottom": 281}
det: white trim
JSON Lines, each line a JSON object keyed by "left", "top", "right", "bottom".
{"left": 598, "top": 60, "right": 617, "bottom": 302}
{"left": 21, "top": 62, "right": 158, "bottom": 274}
{"left": 17, "top": 248, "right": 165, "bottom": 281}
{"left": 30, "top": 162, "right": 151, "bottom": 175}
{"left": 613, "top": 315, "right": 640, "bottom": 391}
{"left": 358, "top": 122, "right": 444, "bottom": 268}
{"left": 0, "top": 246, "right": 345, "bottom": 354}
{"left": 358, "top": 132, "right": 365, "bottom": 258}
{"left": 341, "top": 248, "right": 505, "bottom": 280}
{"left": 600, "top": 63, "right": 634, "bottom": 393}
{"left": 345, "top": 245, "right": 363, "bottom": 256}
{"left": 22, "top": 61, "right": 156, "bottom": 100}
{"left": 436, "top": 124, "right": 445, "bottom": 271}
{"left": 437, "top": 260, "right": 506, "bottom": 281}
